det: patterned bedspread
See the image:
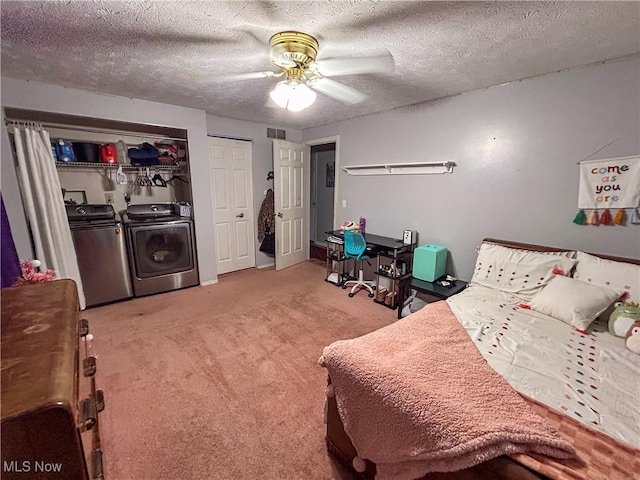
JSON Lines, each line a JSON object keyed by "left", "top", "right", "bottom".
{"left": 447, "top": 284, "right": 640, "bottom": 479}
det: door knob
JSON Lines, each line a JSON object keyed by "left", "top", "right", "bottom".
{"left": 236, "top": 213, "right": 244, "bottom": 218}
{"left": 277, "top": 212, "right": 283, "bottom": 218}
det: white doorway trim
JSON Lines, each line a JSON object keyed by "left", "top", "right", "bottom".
{"left": 305, "top": 135, "right": 340, "bottom": 231}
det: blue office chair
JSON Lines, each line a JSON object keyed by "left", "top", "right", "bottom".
{"left": 342, "top": 230, "right": 376, "bottom": 298}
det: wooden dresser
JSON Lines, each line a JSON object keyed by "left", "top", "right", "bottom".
{"left": 1, "top": 280, "right": 105, "bottom": 479}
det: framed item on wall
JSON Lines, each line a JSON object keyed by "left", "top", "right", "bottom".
{"left": 573, "top": 155, "right": 640, "bottom": 226}
{"left": 63, "top": 190, "right": 87, "bottom": 205}
{"left": 326, "top": 161, "right": 335, "bottom": 188}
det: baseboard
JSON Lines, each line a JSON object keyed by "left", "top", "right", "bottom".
{"left": 257, "top": 263, "right": 275, "bottom": 269}
{"left": 200, "top": 279, "right": 219, "bottom": 286}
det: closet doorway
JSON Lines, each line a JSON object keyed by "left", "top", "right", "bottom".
{"left": 310, "top": 142, "right": 336, "bottom": 259}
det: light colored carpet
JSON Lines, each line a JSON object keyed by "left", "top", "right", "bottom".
{"left": 85, "top": 261, "right": 394, "bottom": 480}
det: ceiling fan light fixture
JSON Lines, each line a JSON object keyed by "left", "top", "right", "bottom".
{"left": 270, "top": 80, "right": 316, "bottom": 112}
{"left": 269, "top": 31, "right": 319, "bottom": 69}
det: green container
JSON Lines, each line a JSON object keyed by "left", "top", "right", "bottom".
{"left": 413, "top": 245, "right": 447, "bottom": 282}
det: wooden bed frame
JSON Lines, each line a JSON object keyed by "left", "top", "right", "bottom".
{"left": 325, "top": 238, "right": 639, "bottom": 480}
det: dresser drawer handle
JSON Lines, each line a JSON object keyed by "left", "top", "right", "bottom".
{"left": 78, "top": 397, "right": 96, "bottom": 432}
{"left": 79, "top": 318, "right": 90, "bottom": 337}
{"left": 91, "top": 450, "right": 104, "bottom": 479}
{"left": 94, "top": 389, "right": 105, "bottom": 413}
{"left": 83, "top": 356, "right": 97, "bottom": 377}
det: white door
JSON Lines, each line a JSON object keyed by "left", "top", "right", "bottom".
{"left": 209, "top": 137, "right": 256, "bottom": 275}
{"left": 273, "top": 140, "right": 310, "bottom": 271}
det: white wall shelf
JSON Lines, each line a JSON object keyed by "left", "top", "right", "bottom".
{"left": 341, "top": 161, "right": 456, "bottom": 176}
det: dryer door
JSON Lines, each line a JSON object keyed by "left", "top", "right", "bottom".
{"left": 129, "top": 223, "right": 195, "bottom": 279}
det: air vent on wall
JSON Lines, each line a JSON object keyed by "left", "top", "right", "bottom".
{"left": 267, "top": 128, "right": 286, "bottom": 140}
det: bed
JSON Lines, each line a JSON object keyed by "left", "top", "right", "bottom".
{"left": 322, "top": 238, "right": 640, "bottom": 480}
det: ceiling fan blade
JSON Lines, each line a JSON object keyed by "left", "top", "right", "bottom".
{"left": 315, "top": 52, "right": 395, "bottom": 77}
{"left": 211, "top": 71, "right": 282, "bottom": 83}
{"left": 309, "top": 78, "right": 367, "bottom": 105}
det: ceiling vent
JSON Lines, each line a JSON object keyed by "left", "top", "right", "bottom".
{"left": 267, "top": 128, "right": 286, "bottom": 140}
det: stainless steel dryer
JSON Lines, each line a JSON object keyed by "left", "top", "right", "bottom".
{"left": 66, "top": 204, "right": 133, "bottom": 307}
{"left": 122, "top": 203, "right": 199, "bottom": 297}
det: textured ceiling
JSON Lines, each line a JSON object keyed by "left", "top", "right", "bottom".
{"left": 1, "top": 1, "right": 639, "bottom": 129}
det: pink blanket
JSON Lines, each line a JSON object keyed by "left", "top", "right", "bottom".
{"left": 319, "top": 301, "right": 575, "bottom": 480}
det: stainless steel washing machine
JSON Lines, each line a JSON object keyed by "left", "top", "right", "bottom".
{"left": 66, "top": 204, "right": 133, "bottom": 307}
{"left": 122, "top": 203, "right": 199, "bottom": 297}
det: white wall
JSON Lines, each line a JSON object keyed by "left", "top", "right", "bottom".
{"left": 303, "top": 58, "right": 640, "bottom": 280}
{"left": 0, "top": 77, "right": 217, "bottom": 284}
{"left": 56, "top": 169, "right": 186, "bottom": 213}
{"left": 206, "top": 115, "right": 302, "bottom": 267}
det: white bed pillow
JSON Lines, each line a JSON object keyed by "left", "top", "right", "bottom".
{"left": 470, "top": 242, "right": 577, "bottom": 300}
{"left": 573, "top": 251, "right": 640, "bottom": 304}
{"left": 528, "top": 275, "right": 621, "bottom": 332}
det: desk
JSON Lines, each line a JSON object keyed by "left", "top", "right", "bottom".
{"left": 326, "top": 230, "right": 406, "bottom": 251}
{"left": 325, "top": 230, "right": 415, "bottom": 309}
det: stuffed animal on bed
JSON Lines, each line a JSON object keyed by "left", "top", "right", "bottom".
{"left": 608, "top": 301, "right": 640, "bottom": 337}
{"left": 625, "top": 322, "right": 640, "bottom": 355}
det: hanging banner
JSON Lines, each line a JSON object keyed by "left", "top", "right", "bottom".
{"left": 578, "top": 156, "right": 640, "bottom": 209}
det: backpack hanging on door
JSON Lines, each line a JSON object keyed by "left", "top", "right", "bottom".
{"left": 259, "top": 230, "right": 275, "bottom": 256}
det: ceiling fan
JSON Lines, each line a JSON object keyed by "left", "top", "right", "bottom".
{"left": 215, "top": 31, "right": 394, "bottom": 112}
